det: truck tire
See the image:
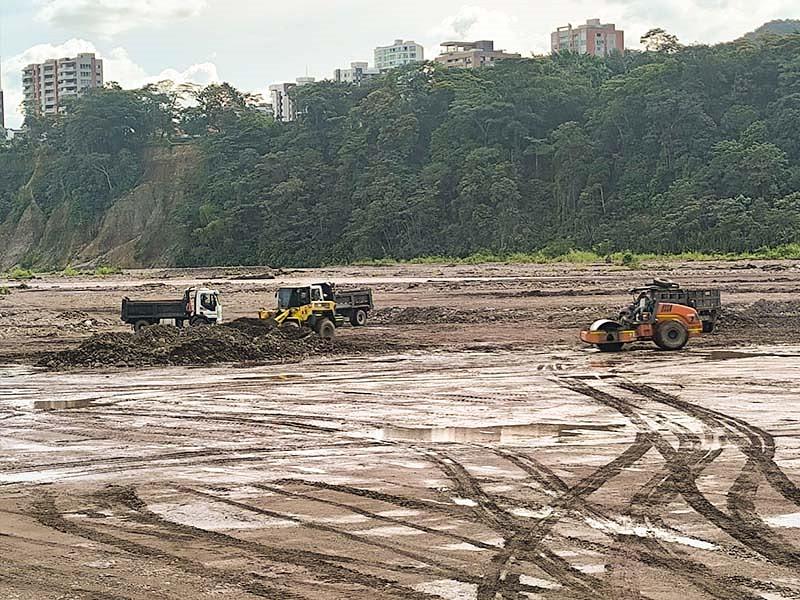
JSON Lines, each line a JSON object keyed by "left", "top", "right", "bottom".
{"left": 134, "top": 320, "right": 149, "bottom": 333}
{"left": 702, "top": 320, "right": 715, "bottom": 333}
{"left": 350, "top": 309, "right": 367, "bottom": 327}
{"left": 190, "top": 316, "right": 210, "bottom": 327}
{"left": 315, "top": 318, "right": 335, "bottom": 340}
{"left": 654, "top": 320, "right": 689, "bottom": 351}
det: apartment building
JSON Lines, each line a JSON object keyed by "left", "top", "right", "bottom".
{"left": 22, "top": 52, "right": 103, "bottom": 116}
{"left": 551, "top": 19, "right": 625, "bottom": 56}
{"left": 0, "top": 62, "right": 5, "bottom": 133}
{"left": 269, "top": 77, "right": 315, "bottom": 122}
{"left": 374, "top": 40, "right": 424, "bottom": 71}
{"left": 333, "top": 61, "right": 380, "bottom": 84}
{"left": 434, "top": 40, "right": 521, "bottom": 69}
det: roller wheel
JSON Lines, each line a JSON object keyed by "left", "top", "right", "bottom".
{"left": 597, "top": 342, "right": 624, "bottom": 352}
{"left": 315, "top": 318, "right": 335, "bottom": 340}
{"left": 350, "top": 309, "right": 367, "bottom": 327}
{"left": 595, "top": 321, "right": 623, "bottom": 352}
{"left": 654, "top": 320, "right": 688, "bottom": 351}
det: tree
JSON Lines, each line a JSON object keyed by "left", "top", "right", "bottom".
{"left": 641, "top": 28, "right": 682, "bottom": 53}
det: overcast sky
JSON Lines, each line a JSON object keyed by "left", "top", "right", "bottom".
{"left": 1, "top": 0, "right": 798, "bottom": 128}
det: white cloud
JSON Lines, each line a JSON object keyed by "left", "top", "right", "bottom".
{"left": 607, "top": 0, "right": 800, "bottom": 46}
{"left": 1, "top": 39, "right": 219, "bottom": 129}
{"left": 430, "top": 6, "right": 524, "bottom": 54}
{"left": 34, "top": 0, "right": 208, "bottom": 37}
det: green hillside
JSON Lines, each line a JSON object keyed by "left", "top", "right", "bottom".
{"left": 3, "top": 34, "right": 800, "bottom": 268}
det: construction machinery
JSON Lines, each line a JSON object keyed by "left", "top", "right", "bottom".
{"left": 334, "top": 288, "right": 374, "bottom": 326}
{"left": 580, "top": 280, "right": 717, "bottom": 352}
{"left": 258, "top": 283, "right": 341, "bottom": 339}
{"left": 122, "top": 287, "right": 222, "bottom": 332}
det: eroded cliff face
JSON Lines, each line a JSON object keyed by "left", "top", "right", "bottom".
{"left": 0, "top": 144, "right": 199, "bottom": 270}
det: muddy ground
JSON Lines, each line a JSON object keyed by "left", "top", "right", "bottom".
{"left": 2, "top": 260, "right": 800, "bottom": 599}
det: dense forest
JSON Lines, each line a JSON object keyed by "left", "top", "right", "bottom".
{"left": 2, "top": 32, "right": 800, "bottom": 268}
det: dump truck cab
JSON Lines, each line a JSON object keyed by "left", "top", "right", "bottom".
{"left": 121, "top": 287, "right": 222, "bottom": 332}
{"left": 185, "top": 287, "right": 223, "bottom": 323}
{"left": 580, "top": 282, "right": 703, "bottom": 352}
{"left": 259, "top": 283, "right": 342, "bottom": 339}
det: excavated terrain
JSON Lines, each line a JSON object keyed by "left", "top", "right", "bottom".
{"left": 2, "top": 260, "right": 800, "bottom": 600}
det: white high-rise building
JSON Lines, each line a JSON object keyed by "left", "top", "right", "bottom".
{"left": 374, "top": 40, "right": 424, "bottom": 71}
{"left": 268, "top": 77, "right": 315, "bottom": 122}
{"left": 0, "top": 57, "right": 6, "bottom": 134}
{"left": 333, "top": 61, "right": 380, "bottom": 84}
{"left": 22, "top": 52, "right": 104, "bottom": 116}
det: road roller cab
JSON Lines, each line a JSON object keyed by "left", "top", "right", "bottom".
{"left": 580, "top": 284, "right": 704, "bottom": 352}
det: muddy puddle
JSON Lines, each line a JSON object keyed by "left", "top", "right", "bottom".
{"left": 368, "top": 422, "right": 624, "bottom": 444}
{"left": 705, "top": 349, "right": 800, "bottom": 361}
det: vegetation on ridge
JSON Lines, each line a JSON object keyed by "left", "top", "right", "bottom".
{"left": 3, "top": 33, "right": 800, "bottom": 268}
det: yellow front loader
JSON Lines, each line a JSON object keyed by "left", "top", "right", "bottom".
{"left": 259, "top": 284, "right": 342, "bottom": 339}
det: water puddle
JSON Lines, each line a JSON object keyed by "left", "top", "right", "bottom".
{"left": 0, "top": 365, "right": 36, "bottom": 378}
{"left": 369, "top": 422, "right": 623, "bottom": 444}
{"left": 34, "top": 398, "right": 94, "bottom": 410}
{"left": 706, "top": 350, "right": 800, "bottom": 361}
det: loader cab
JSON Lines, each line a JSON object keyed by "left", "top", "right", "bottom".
{"left": 276, "top": 283, "right": 335, "bottom": 309}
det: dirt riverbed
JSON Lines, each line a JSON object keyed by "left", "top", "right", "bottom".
{"left": 1, "top": 260, "right": 800, "bottom": 599}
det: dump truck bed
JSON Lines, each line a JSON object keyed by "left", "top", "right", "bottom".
{"left": 121, "top": 298, "right": 187, "bottom": 323}
{"left": 334, "top": 289, "right": 373, "bottom": 310}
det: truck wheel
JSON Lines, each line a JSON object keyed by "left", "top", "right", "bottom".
{"left": 315, "top": 318, "right": 335, "bottom": 340}
{"left": 134, "top": 320, "right": 149, "bottom": 333}
{"left": 702, "top": 321, "right": 715, "bottom": 333}
{"left": 350, "top": 309, "right": 367, "bottom": 327}
{"left": 654, "top": 320, "right": 689, "bottom": 350}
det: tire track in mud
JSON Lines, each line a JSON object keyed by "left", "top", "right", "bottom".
{"left": 270, "top": 477, "right": 474, "bottom": 515}
{"left": 96, "top": 485, "right": 442, "bottom": 600}
{"left": 178, "top": 485, "right": 471, "bottom": 575}
{"left": 422, "top": 448, "right": 625, "bottom": 600}
{"left": 0, "top": 560, "right": 141, "bottom": 600}
{"left": 615, "top": 380, "right": 799, "bottom": 548}
{"left": 74, "top": 408, "right": 343, "bottom": 433}
{"left": 490, "top": 433, "right": 764, "bottom": 600}
{"left": 177, "top": 485, "right": 547, "bottom": 596}
{"left": 274, "top": 454, "right": 618, "bottom": 598}
{"left": 560, "top": 379, "right": 800, "bottom": 570}
{"left": 478, "top": 443, "right": 648, "bottom": 600}
{"left": 616, "top": 381, "right": 800, "bottom": 574}
{"left": 261, "top": 480, "right": 619, "bottom": 599}
{"left": 617, "top": 381, "right": 800, "bottom": 506}
{"left": 29, "top": 491, "right": 304, "bottom": 600}
{"left": 0, "top": 441, "right": 371, "bottom": 478}
{"left": 254, "top": 482, "right": 496, "bottom": 549}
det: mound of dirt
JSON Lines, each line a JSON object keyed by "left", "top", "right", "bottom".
{"left": 370, "top": 306, "right": 529, "bottom": 325}
{"left": 719, "top": 300, "right": 800, "bottom": 328}
{"left": 37, "top": 318, "right": 332, "bottom": 369}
